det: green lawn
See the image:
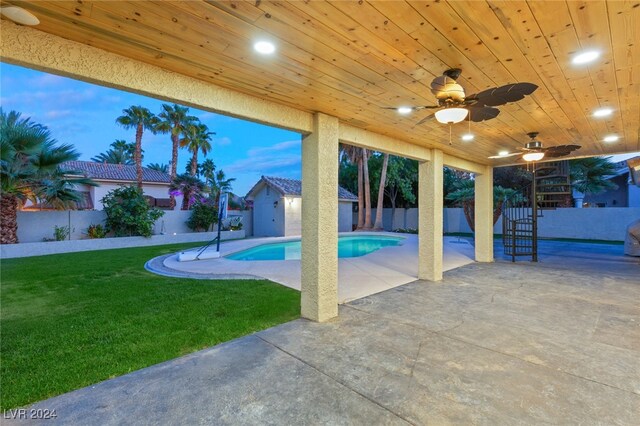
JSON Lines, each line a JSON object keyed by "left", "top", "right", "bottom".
{"left": 0, "top": 243, "right": 300, "bottom": 410}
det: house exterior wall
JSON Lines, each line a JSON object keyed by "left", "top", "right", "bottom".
{"left": 252, "top": 189, "right": 353, "bottom": 237}
{"left": 284, "top": 197, "right": 302, "bottom": 236}
{"left": 252, "top": 186, "right": 284, "bottom": 237}
{"left": 90, "top": 181, "right": 175, "bottom": 210}
{"left": 338, "top": 202, "right": 353, "bottom": 232}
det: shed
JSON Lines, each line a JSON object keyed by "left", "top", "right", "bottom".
{"left": 246, "top": 176, "right": 356, "bottom": 237}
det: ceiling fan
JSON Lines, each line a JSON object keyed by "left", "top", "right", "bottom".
{"left": 488, "top": 132, "right": 581, "bottom": 161}
{"left": 385, "top": 68, "right": 538, "bottom": 126}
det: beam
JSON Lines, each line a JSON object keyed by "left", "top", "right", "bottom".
{"left": 474, "top": 165, "right": 494, "bottom": 262}
{"left": 418, "top": 149, "right": 444, "bottom": 281}
{"left": 443, "top": 154, "right": 486, "bottom": 174}
{"left": 301, "top": 113, "right": 339, "bottom": 322}
{"left": 0, "top": 22, "right": 313, "bottom": 134}
{"left": 339, "top": 124, "right": 432, "bottom": 161}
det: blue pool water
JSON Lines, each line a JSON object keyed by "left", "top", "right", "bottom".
{"left": 226, "top": 235, "right": 403, "bottom": 261}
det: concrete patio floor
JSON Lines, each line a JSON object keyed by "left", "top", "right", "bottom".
{"left": 10, "top": 242, "right": 639, "bottom": 425}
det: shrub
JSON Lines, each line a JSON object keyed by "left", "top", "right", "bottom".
{"left": 53, "top": 225, "right": 73, "bottom": 241}
{"left": 394, "top": 228, "right": 417, "bottom": 234}
{"left": 186, "top": 198, "right": 218, "bottom": 232}
{"left": 86, "top": 224, "right": 107, "bottom": 239}
{"left": 102, "top": 186, "right": 164, "bottom": 237}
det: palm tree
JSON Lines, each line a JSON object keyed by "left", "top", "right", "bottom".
{"left": 169, "top": 173, "right": 207, "bottom": 210}
{"left": 445, "top": 179, "right": 521, "bottom": 232}
{"left": 116, "top": 106, "right": 158, "bottom": 188}
{"left": 569, "top": 157, "right": 618, "bottom": 206}
{"left": 146, "top": 163, "right": 168, "bottom": 173}
{"left": 373, "top": 152, "right": 389, "bottom": 230}
{"left": 91, "top": 139, "right": 136, "bottom": 165}
{"left": 198, "top": 158, "right": 216, "bottom": 182}
{"left": 155, "top": 104, "right": 196, "bottom": 181}
{"left": 341, "top": 144, "right": 364, "bottom": 229}
{"left": 1, "top": 109, "right": 96, "bottom": 244}
{"left": 180, "top": 122, "right": 213, "bottom": 176}
{"left": 210, "top": 169, "right": 236, "bottom": 203}
{"left": 362, "top": 148, "right": 373, "bottom": 229}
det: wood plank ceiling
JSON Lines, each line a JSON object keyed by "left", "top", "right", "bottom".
{"left": 4, "top": 0, "right": 640, "bottom": 164}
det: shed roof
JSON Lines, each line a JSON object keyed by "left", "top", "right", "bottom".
{"left": 246, "top": 176, "right": 357, "bottom": 201}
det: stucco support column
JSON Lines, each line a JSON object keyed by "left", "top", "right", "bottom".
{"left": 301, "top": 113, "right": 339, "bottom": 322}
{"left": 418, "top": 149, "right": 444, "bottom": 281}
{"left": 474, "top": 166, "right": 494, "bottom": 262}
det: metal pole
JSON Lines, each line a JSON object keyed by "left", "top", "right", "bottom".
{"left": 532, "top": 165, "right": 538, "bottom": 262}
{"left": 216, "top": 206, "right": 223, "bottom": 253}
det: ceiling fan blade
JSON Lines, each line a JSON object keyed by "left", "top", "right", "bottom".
{"left": 381, "top": 105, "right": 440, "bottom": 111}
{"left": 467, "top": 106, "right": 500, "bottom": 122}
{"left": 414, "top": 114, "right": 436, "bottom": 126}
{"left": 488, "top": 152, "right": 522, "bottom": 159}
{"left": 543, "top": 144, "right": 582, "bottom": 157}
{"left": 467, "top": 82, "right": 538, "bottom": 107}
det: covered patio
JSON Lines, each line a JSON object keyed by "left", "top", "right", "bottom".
{"left": 1, "top": 1, "right": 639, "bottom": 422}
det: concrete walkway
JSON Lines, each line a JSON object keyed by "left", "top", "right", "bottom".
{"left": 148, "top": 233, "right": 476, "bottom": 303}
{"left": 12, "top": 241, "right": 639, "bottom": 425}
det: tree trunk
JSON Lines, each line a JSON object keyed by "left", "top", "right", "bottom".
{"left": 362, "top": 148, "right": 372, "bottom": 229}
{"left": 190, "top": 151, "right": 198, "bottom": 176}
{"left": 0, "top": 194, "right": 19, "bottom": 244}
{"left": 493, "top": 200, "right": 504, "bottom": 225}
{"left": 463, "top": 200, "right": 475, "bottom": 232}
{"left": 182, "top": 190, "right": 191, "bottom": 210}
{"left": 135, "top": 124, "right": 144, "bottom": 189}
{"left": 373, "top": 153, "right": 389, "bottom": 230}
{"left": 357, "top": 157, "right": 364, "bottom": 229}
{"left": 170, "top": 132, "right": 179, "bottom": 209}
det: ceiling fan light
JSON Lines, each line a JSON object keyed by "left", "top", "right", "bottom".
{"left": 434, "top": 107, "right": 468, "bottom": 124}
{"left": 0, "top": 6, "right": 39, "bottom": 25}
{"left": 522, "top": 152, "right": 545, "bottom": 162}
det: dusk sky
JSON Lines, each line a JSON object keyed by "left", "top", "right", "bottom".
{"left": 0, "top": 63, "right": 302, "bottom": 195}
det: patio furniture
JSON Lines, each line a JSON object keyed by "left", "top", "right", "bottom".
{"left": 624, "top": 219, "right": 640, "bottom": 256}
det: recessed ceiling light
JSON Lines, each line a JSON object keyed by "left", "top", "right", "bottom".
{"left": 572, "top": 50, "right": 600, "bottom": 65}
{"left": 397, "top": 107, "right": 412, "bottom": 115}
{"left": 592, "top": 107, "right": 613, "bottom": 118}
{"left": 498, "top": 150, "right": 510, "bottom": 157}
{"left": 254, "top": 41, "right": 276, "bottom": 55}
{"left": 0, "top": 6, "right": 39, "bottom": 25}
{"left": 603, "top": 135, "right": 619, "bottom": 143}
{"left": 461, "top": 133, "right": 474, "bottom": 141}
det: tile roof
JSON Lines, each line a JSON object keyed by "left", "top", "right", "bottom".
{"left": 247, "top": 176, "right": 357, "bottom": 201}
{"left": 62, "top": 161, "right": 171, "bottom": 183}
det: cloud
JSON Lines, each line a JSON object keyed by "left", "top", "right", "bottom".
{"left": 30, "top": 73, "right": 66, "bottom": 88}
{"left": 213, "top": 136, "right": 232, "bottom": 147}
{"left": 246, "top": 140, "right": 300, "bottom": 157}
{"left": 45, "top": 109, "right": 73, "bottom": 119}
{"left": 224, "top": 140, "right": 301, "bottom": 176}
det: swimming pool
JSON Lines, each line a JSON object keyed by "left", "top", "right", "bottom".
{"left": 226, "top": 235, "right": 404, "bottom": 261}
